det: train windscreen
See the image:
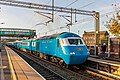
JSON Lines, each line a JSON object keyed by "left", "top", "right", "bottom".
{"left": 68, "top": 39, "right": 83, "bottom": 45}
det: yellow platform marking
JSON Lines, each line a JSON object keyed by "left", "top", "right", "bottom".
{"left": 6, "top": 47, "right": 17, "bottom": 80}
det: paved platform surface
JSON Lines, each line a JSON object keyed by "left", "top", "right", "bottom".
{"left": 0, "top": 46, "right": 11, "bottom": 80}
{"left": 5, "top": 46, "right": 45, "bottom": 80}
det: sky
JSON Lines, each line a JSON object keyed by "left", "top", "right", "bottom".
{"left": 0, "top": 0, "right": 119, "bottom": 37}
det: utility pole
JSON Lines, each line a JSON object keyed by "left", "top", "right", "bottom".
{"left": 67, "top": 8, "right": 73, "bottom": 32}
{"left": 52, "top": 0, "right": 54, "bottom": 22}
{"left": 70, "top": 8, "right": 72, "bottom": 25}
{"left": 94, "top": 12, "right": 100, "bottom": 55}
{"left": 75, "top": 9, "right": 77, "bottom": 22}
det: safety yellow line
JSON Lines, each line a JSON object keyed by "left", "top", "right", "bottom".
{"left": 6, "top": 47, "right": 17, "bottom": 80}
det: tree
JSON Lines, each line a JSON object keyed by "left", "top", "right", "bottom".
{"left": 106, "top": 12, "right": 120, "bottom": 38}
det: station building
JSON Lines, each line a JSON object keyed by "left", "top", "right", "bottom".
{"left": 82, "top": 31, "right": 120, "bottom": 58}
{"left": 82, "top": 31, "right": 109, "bottom": 54}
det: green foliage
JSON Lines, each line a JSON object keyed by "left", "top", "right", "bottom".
{"left": 106, "top": 12, "right": 120, "bottom": 38}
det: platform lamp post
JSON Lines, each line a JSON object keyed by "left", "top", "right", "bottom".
{"left": 94, "top": 31, "right": 99, "bottom": 56}
{"left": 0, "top": 22, "right": 7, "bottom": 78}
{"left": 0, "top": 22, "right": 5, "bottom": 52}
{"left": 107, "top": 35, "right": 110, "bottom": 58}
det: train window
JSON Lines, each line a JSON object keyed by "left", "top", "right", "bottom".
{"left": 68, "top": 39, "right": 83, "bottom": 45}
{"left": 32, "top": 42, "right": 36, "bottom": 47}
{"left": 22, "top": 42, "right": 29, "bottom": 46}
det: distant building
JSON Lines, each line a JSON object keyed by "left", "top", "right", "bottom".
{"left": 83, "top": 31, "right": 109, "bottom": 46}
{"left": 82, "top": 31, "right": 109, "bottom": 54}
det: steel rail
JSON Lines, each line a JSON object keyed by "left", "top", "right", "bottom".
{"left": 12, "top": 49, "right": 66, "bottom": 80}
{"left": 11, "top": 47, "right": 93, "bottom": 80}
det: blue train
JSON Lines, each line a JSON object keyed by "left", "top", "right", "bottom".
{"left": 9, "top": 32, "right": 90, "bottom": 65}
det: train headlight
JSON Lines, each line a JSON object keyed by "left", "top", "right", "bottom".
{"left": 87, "top": 52, "right": 90, "bottom": 54}
{"left": 70, "top": 52, "right": 75, "bottom": 55}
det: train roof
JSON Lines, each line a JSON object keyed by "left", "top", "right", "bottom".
{"left": 36, "top": 32, "right": 80, "bottom": 40}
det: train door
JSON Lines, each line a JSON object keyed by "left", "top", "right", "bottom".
{"left": 30, "top": 40, "right": 32, "bottom": 51}
{"left": 56, "top": 39, "right": 60, "bottom": 55}
{"left": 36, "top": 41, "right": 40, "bottom": 52}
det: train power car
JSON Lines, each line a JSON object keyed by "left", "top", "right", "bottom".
{"left": 13, "top": 32, "right": 90, "bottom": 65}
{"left": 34, "top": 32, "right": 89, "bottom": 65}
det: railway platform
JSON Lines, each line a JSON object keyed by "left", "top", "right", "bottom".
{"left": 1, "top": 46, "right": 45, "bottom": 80}
{"left": 87, "top": 56, "right": 120, "bottom": 79}
{"left": 88, "top": 57, "right": 120, "bottom": 67}
{"left": 0, "top": 46, "right": 11, "bottom": 80}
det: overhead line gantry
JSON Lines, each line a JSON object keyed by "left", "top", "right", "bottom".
{"left": 0, "top": 0, "right": 100, "bottom": 55}
{"left": 0, "top": 0, "right": 96, "bottom": 15}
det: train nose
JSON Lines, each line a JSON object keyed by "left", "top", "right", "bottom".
{"left": 67, "top": 47, "right": 89, "bottom": 64}
{"left": 69, "top": 54, "right": 88, "bottom": 64}
{"left": 62, "top": 46, "right": 89, "bottom": 64}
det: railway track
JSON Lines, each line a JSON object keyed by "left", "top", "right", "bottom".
{"left": 13, "top": 50, "right": 66, "bottom": 80}
{"left": 11, "top": 47, "right": 94, "bottom": 80}
{"left": 11, "top": 47, "right": 116, "bottom": 80}
{"left": 86, "top": 55, "right": 120, "bottom": 80}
